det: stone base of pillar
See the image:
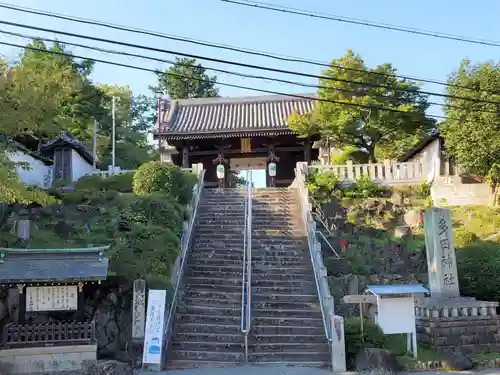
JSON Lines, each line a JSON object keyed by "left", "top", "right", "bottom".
{"left": 416, "top": 297, "right": 500, "bottom": 352}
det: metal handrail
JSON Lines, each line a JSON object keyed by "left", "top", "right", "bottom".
{"left": 163, "top": 169, "right": 205, "bottom": 361}
{"left": 294, "top": 167, "right": 332, "bottom": 343}
{"left": 241, "top": 170, "right": 253, "bottom": 363}
{"left": 240, "top": 170, "right": 249, "bottom": 361}
{"left": 316, "top": 230, "right": 340, "bottom": 259}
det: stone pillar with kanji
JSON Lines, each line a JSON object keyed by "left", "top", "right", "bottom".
{"left": 423, "top": 207, "right": 459, "bottom": 298}
{"left": 415, "top": 207, "right": 500, "bottom": 354}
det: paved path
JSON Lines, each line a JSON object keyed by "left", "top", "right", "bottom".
{"left": 138, "top": 365, "right": 500, "bottom": 375}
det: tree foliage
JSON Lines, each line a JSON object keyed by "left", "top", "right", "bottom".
{"left": 133, "top": 161, "right": 197, "bottom": 205}
{"left": 439, "top": 59, "right": 500, "bottom": 178}
{"left": 152, "top": 57, "right": 219, "bottom": 99}
{"left": 289, "top": 50, "right": 434, "bottom": 162}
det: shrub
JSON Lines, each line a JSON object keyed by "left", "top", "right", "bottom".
{"left": 344, "top": 317, "right": 386, "bottom": 368}
{"left": 453, "top": 228, "right": 479, "bottom": 248}
{"left": 75, "top": 173, "right": 134, "bottom": 193}
{"left": 133, "top": 161, "right": 188, "bottom": 202}
{"left": 415, "top": 181, "right": 431, "bottom": 198}
{"left": 101, "top": 173, "right": 134, "bottom": 193}
{"left": 457, "top": 240, "right": 500, "bottom": 302}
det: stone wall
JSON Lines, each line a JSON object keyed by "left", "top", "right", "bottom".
{"left": 431, "top": 176, "right": 493, "bottom": 206}
{"left": 415, "top": 298, "right": 500, "bottom": 353}
{"left": 0, "top": 345, "right": 97, "bottom": 374}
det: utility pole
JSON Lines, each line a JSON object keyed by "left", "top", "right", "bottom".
{"left": 92, "top": 118, "right": 98, "bottom": 170}
{"left": 112, "top": 96, "right": 119, "bottom": 174}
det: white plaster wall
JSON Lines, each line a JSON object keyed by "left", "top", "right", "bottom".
{"left": 7, "top": 151, "right": 51, "bottom": 188}
{"left": 405, "top": 139, "right": 440, "bottom": 184}
{"left": 71, "top": 150, "right": 95, "bottom": 181}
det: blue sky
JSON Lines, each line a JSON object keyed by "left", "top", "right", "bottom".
{"left": 0, "top": 0, "right": 498, "bottom": 186}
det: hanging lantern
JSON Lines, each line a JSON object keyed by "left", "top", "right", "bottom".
{"left": 216, "top": 164, "right": 225, "bottom": 179}
{"left": 268, "top": 162, "right": 277, "bottom": 177}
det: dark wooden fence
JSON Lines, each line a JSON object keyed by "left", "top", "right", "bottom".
{"left": 1, "top": 321, "right": 95, "bottom": 348}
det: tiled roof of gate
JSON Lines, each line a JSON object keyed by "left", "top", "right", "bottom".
{"left": 157, "top": 94, "right": 315, "bottom": 139}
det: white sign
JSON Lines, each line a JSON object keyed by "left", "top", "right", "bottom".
{"left": 142, "top": 289, "right": 167, "bottom": 365}
{"left": 216, "top": 164, "right": 225, "bottom": 179}
{"left": 26, "top": 286, "right": 78, "bottom": 312}
{"left": 268, "top": 162, "right": 277, "bottom": 177}
{"left": 132, "top": 279, "right": 146, "bottom": 340}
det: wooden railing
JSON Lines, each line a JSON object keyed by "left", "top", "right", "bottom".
{"left": 310, "top": 160, "right": 424, "bottom": 185}
{"left": 1, "top": 321, "right": 95, "bottom": 348}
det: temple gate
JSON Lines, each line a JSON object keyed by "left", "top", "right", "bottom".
{"left": 153, "top": 94, "right": 319, "bottom": 187}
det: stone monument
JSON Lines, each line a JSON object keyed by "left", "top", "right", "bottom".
{"left": 415, "top": 207, "right": 500, "bottom": 352}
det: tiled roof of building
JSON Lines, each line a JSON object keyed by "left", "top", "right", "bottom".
{"left": 41, "top": 131, "right": 94, "bottom": 164}
{"left": 156, "top": 94, "right": 315, "bottom": 139}
{"left": 0, "top": 247, "right": 109, "bottom": 283}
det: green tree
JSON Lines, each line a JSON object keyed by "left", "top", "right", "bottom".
{"left": 151, "top": 57, "right": 219, "bottom": 99}
{"left": 439, "top": 59, "right": 500, "bottom": 181}
{"left": 289, "top": 50, "right": 434, "bottom": 162}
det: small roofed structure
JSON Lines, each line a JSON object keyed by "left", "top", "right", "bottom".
{"left": 365, "top": 284, "right": 428, "bottom": 358}
{"left": 0, "top": 246, "right": 110, "bottom": 373}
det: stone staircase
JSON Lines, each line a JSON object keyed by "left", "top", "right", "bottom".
{"left": 249, "top": 188, "right": 330, "bottom": 365}
{"left": 165, "top": 187, "right": 330, "bottom": 369}
{"left": 166, "top": 188, "right": 246, "bottom": 369}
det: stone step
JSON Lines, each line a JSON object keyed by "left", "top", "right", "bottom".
{"left": 184, "top": 276, "right": 243, "bottom": 286}
{"left": 186, "top": 268, "right": 312, "bottom": 281}
{"left": 166, "top": 360, "right": 239, "bottom": 369}
{"left": 252, "top": 334, "right": 325, "bottom": 344}
{"left": 187, "top": 253, "right": 245, "bottom": 262}
{"left": 251, "top": 260, "right": 311, "bottom": 267}
{"left": 253, "top": 293, "right": 319, "bottom": 303}
{"left": 186, "top": 264, "right": 243, "bottom": 273}
{"left": 184, "top": 284, "right": 242, "bottom": 293}
{"left": 173, "top": 322, "right": 240, "bottom": 335}
{"left": 252, "top": 316, "right": 324, "bottom": 327}
{"left": 250, "top": 342, "right": 329, "bottom": 352}
{"left": 252, "top": 279, "right": 315, "bottom": 288}
{"left": 180, "top": 296, "right": 241, "bottom": 308}
{"left": 173, "top": 332, "right": 244, "bottom": 344}
{"left": 253, "top": 308, "right": 320, "bottom": 318}
{"left": 248, "top": 351, "right": 329, "bottom": 364}
{"left": 182, "top": 290, "right": 242, "bottom": 300}
{"left": 254, "top": 300, "right": 320, "bottom": 310}
{"left": 176, "top": 304, "right": 241, "bottom": 317}
{"left": 171, "top": 341, "right": 245, "bottom": 352}
{"left": 251, "top": 255, "right": 309, "bottom": 262}
{"left": 167, "top": 349, "right": 244, "bottom": 363}
{"left": 253, "top": 266, "right": 312, "bottom": 274}
{"left": 251, "top": 324, "right": 325, "bottom": 335}
{"left": 187, "top": 259, "right": 243, "bottom": 268}
{"left": 188, "top": 254, "right": 308, "bottom": 264}
{"left": 251, "top": 286, "right": 317, "bottom": 294}
{"left": 176, "top": 313, "right": 240, "bottom": 325}
{"left": 197, "top": 219, "right": 246, "bottom": 225}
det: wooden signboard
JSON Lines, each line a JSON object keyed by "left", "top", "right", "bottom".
{"left": 343, "top": 294, "right": 377, "bottom": 304}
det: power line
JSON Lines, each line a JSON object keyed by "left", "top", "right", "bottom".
{"left": 3, "top": 28, "right": 497, "bottom": 115}
{"left": 0, "top": 1, "right": 492, "bottom": 94}
{"left": 1, "top": 20, "right": 498, "bottom": 107}
{"left": 0, "top": 39, "right": 448, "bottom": 120}
{"left": 221, "top": 0, "right": 500, "bottom": 48}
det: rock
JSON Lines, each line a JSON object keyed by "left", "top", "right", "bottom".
{"left": 404, "top": 209, "right": 423, "bottom": 228}
{"left": 440, "top": 348, "right": 474, "bottom": 370}
{"left": 355, "top": 347, "right": 403, "bottom": 375}
{"left": 394, "top": 225, "right": 411, "bottom": 238}
{"left": 79, "top": 360, "right": 132, "bottom": 375}
{"left": 391, "top": 190, "right": 404, "bottom": 206}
